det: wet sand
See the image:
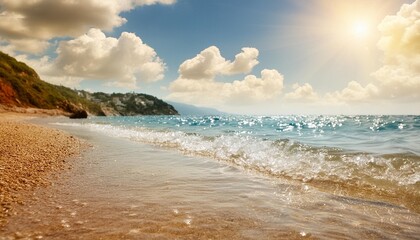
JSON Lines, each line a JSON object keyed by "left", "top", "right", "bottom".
{"left": 0, "top": 112, "right": 84, "bottom": 227}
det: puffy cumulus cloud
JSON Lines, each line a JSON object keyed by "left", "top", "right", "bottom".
{"left": 372, "top": 0, "right": 420, "bottom": 100}
{"left": 377, "top": 0, "right": 419, "bottom": 60}
{"left": 223, "top": 69, "right": 283, "bottom": 104}
{"left": 169, "top": 70, "right": 283, "bottom": 106}
{"left": 372, "top": 62, "right": 420, "bottom": 99}
{"left": 3, "top": 39, "right": 51, "bottom": 54}
{"left": 169, "top": 46, "right": 282, "bottom": 106}
{"left": 179, "top": 46, "right": 227, "bottom": 80}
{"left": 0, "top": 0, "right": 176, "bottom": 53}
{"left": 178, "top": 46, "right": 259, "bottom": 80}
{"left": 169, "top": 47, "right": 283, "bottom": 106}
{"left": 326, "top": 81, "right": 379, "bottom": 102}
{"left": 224, "top": 47, "right": 259, "bottom": 75}
{"left": 40, "top": 28, "right": 165, "bottom": 89}
{"left": 284, "top": 83, "right": 318, "bottom": 101}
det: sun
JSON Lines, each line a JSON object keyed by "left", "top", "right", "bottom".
{"left": 351, "top": 21, "right": 370, "bottom": 40}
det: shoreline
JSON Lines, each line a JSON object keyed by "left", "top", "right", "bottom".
{"left": 0, "top": 105, "right": 69, "bottom": 118}
{"left": 1, "top": 113, "right": 419, "bottom": 239}
{"left": 0, "top": 112, "right": 85, "bottom": 227}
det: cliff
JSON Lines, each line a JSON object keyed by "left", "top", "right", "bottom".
{"left": 0, "top": 51, "right": 178, "bottom": 116}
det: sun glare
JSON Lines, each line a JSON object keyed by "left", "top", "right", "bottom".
{"left": 351, "top": 21, "right": 369, "bottom": 39}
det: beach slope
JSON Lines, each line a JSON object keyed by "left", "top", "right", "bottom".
{"left": 0, "top": 113, "right": 83, "bottom": 226}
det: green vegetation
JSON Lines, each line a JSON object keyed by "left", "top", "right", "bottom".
{"left": 0, "top": 51, "right": 104, "bottom": 114}
{"left": 0, "top": 51, "right": 178, "bottom": 116}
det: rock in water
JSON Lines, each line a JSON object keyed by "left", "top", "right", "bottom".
{"left": 69, "top": 110, "right": 88, "bottom": 119}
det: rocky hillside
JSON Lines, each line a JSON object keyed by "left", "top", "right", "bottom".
{"left": 0, "top": 51, "right": 178, "bottom": 116}
{"left": 0, "top": 51, "right": 104, "bottom": 116}
{"left": 78, "top": 91, "right": 178, "bottom": 116}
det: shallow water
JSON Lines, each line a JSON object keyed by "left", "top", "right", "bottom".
{"left": 53, "top": 115, "right": 420, "bottom": 211}
{"left": 1, "top": 116, "right": 419, "bottom": 239}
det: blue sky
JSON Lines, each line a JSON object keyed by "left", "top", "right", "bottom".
{"left": 0, "top": 0, "right": 418, "bottom": 114}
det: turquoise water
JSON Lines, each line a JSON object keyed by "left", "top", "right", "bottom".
{"left": 58, "top": 115, "right": 420, "bottom": 189}
{"left": 94, "top": 115, "right": 419, "bottom": 155}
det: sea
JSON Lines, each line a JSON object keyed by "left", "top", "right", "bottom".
{"left": 3, "top": 115, "right": 420, "bottom": 239}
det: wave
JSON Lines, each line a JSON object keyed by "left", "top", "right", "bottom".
{"left": 93, "top": 115, "right": 420, "bottom": 156}
{"left": 54, "top": 122, "right": 420, "bottom": 188}
{"left": 52, "top": 120, "right": 420, "bottom": 213}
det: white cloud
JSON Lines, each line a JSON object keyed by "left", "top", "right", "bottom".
{"left": 224, "top": 47, "right": 259, "bottom": 75}
{"left": 0, "top": 41, "right": 16, "bottom": 56}
{"left": 178, "top": 46, "right": 260, "bottom": 80}
{"left": 178, "top": 46, "right": 227, "bottom": 80}
{"left": 0, "top": 0, "right": 176, "bottom": 53}
{"left": 4, "top": 39, "right": 51, "bottom": 54}
{"left": 0, "top": 0, "right": 173, "bottom": 89}
{"left": 35, "top": 29, "right": 165, "bottom": 89}
{"left": 284, "top": 83, "right": 318, "bottom": 101}
{"left": 377, "top": 0, "right": 420, "bottom": 60}
{"left": 223, "top": 69, "right": 283, "bottom": 104}
{"left": 169, "top": 46, "right": 283, "bottom": 106}
{"left": 325, "top": 81, "right": 379, "bottom": 102}
{"left": 372, "top": 60, "right": 420, "bottom": 100}
{"left": 372, "top": 0, "right": 420, "bottom": 100}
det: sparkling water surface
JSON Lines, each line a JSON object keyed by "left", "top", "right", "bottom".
{"left": 81, "top": 115, "right": 420, "bottom": 154}
{"left": 73, "top": 115, "right": 420, "bottom": 186}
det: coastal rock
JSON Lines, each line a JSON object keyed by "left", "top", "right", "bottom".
{"left": 69, "top": 109, "right": 88, "bottom": 119}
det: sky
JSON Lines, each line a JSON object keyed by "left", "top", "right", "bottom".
{"left": 0, "top": 0, "right": 419, "bottom": 114}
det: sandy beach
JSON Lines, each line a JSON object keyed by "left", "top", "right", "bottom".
{"left": 0, "top": 112, "right": 84, "bottom": 227}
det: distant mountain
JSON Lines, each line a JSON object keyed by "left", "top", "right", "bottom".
{"left": 167, "top": 101, "right": 228, "bottom": 116}
{"left": 0, "top": 51, "right": 178, "bottom": 117}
